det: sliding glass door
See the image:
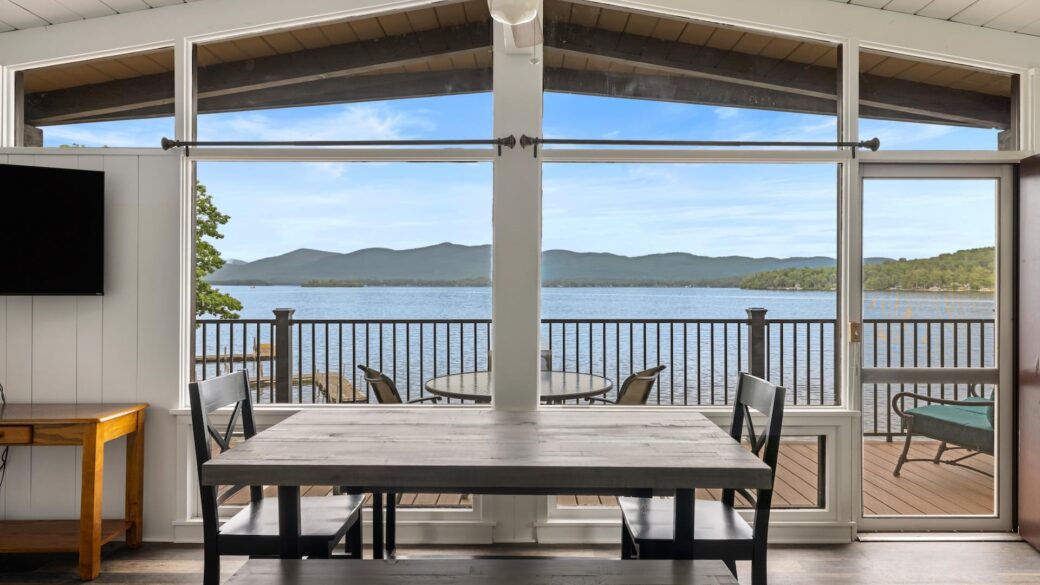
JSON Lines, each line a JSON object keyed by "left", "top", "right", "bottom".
{"left": 855, "top": 164, "right": 1013, "bottom": 531}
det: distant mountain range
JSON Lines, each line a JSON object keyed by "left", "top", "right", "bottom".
{"left": 208, "top": 243, "right": 887, "bottom": 287}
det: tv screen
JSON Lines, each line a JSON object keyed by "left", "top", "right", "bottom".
{"left": 0, "top": 164, "right": 104, "bottom": 295}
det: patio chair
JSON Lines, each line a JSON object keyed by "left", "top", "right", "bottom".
{"left": 189, "top": 371, "right": 364, "bottom": 585}
{"left": 357, "top": 364, "right": 441, "bottom": 404}
{"left": 586, "top": 365, "right": 666, "bottom": 405}
{"left": 355, "top": 364, "right": 440, "bottom": 558}
{"left": 891, "top": 384, "right": 994, "bottom": 477}
{"left": 618, "top": 373, "right": 786, "bottom": 585}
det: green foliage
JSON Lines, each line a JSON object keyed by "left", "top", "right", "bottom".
{"left": 195, "top": 183, "right": 243, "bottom": 318}
{"left": 739, "top": 267, "right": 837, "bottom": 291}
{"left": 301, "top": 279, "right": 365, "bottom": 288}
{"left": 740, "top": 247, "right": 995, "bottom": 292}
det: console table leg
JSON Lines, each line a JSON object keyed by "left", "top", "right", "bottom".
{"left": 79, "top": 425, "right": 105, "bottom": 580}
{"left": 125, "top": 411, "right": 145, "bottom": 548}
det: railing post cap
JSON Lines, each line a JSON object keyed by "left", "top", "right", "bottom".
{"left": 746, "top": 307, "right": 768, "bottom": 315}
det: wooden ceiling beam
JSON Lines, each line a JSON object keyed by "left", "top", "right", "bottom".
{"left": 24, "top": 16, "right": 1010, "bottom": 131}
{"left": 24, "top": 20, "right": 490, "bottom": 125}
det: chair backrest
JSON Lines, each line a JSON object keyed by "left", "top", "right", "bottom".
{"left": 725, "top": 372, "right": 786, "bottom": 543}
{"left": 615, "top": 365, "right": 666, "bottom": 405}
{"left": 487, "top": 350, "right": 553, "bottom": 371}
{"left": 188, "top": 371, "right": 262, "bottom": 536}
{"left": 357, "top": 364, "right": 403, "bottom": 404}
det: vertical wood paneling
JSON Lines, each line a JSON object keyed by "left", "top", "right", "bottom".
{"left": 101, "top": 155, "right": 139, "bottom": 404}
{"left": 99, "top": 155, "right": 141, "bottom": 517}
{"left": 76, "top": 155, "right": 106, "bottom": 405}
{"left": 27, "top": 155, "right": 81, "bottom": 519}
{"left": 3, "top": 297, "right": 34, "bottom": 520}
{"left": 0, "top": 152, "right": 181, "bottom": 533}
{"left": 3, "top": 154, "right": 37, "bottom": 522}
{"left": 136, "top": 155, "right": 182, "bottom": 530}
{"left": 76, "top": 156, "right": 107, "bottom": 516}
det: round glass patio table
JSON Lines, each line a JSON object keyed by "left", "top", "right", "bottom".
{"left": 424, "top": 371, "right": 613, "bottom": 404}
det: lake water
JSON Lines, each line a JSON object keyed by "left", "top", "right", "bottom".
{"left": 201, "top": 286, "right": 997, "bottom": 432}
{"left": 218, "top": 285, "right": 996, "bottom": 321}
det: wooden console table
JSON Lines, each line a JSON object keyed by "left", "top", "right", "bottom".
{"left": 0, "top": 403, "right": 147, "bottom": 580}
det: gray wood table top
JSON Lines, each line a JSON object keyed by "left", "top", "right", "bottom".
{"left": 200, "top": 408, "right": 772, "bottom": 492}
{"left": 424, "top": 371, "right": 613, "bottom": 403}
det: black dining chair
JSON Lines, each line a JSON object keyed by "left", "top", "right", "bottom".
{"left": 586, "top": 365, "right": 666, "bottom": 405}
{"left": 618, "top": 372, "right": 786, "bottom": 585}
{"left": 355, "top": 364, "right": 440, "bottom": 558}
{"left": 189, "top": 371, "right": 365, "bottom": 585}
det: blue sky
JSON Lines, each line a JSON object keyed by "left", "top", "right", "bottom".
{"left": 41, "top": 91, "right": 1000, "bottom": 262}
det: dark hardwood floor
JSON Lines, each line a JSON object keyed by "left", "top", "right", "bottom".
{"left": 1, "top": 541, "right": 1038, "bottom": 584}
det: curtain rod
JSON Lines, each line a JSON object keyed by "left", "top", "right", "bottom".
{"left": 160, "top": 136, "right": 517, "bottom": 155}
{"left": 518, "top": 135, "right": 881, "bottom": 157}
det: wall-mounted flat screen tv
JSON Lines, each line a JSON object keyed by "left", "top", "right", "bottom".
{"left": 0, "top": 164, "right": 104, "bottom": 295}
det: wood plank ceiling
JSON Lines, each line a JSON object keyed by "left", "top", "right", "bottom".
{"left": 0, "top": 0, "right": 200, "bottom": 32}
{"left": 827, "top": 0, "right": 1040, "bottom": 37}
{"left": 15, "top": 0, "right": 1014, "bottom": 134}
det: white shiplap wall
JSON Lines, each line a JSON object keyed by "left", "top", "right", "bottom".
{"left": 0, "top": 150, "right": 182, "bottom": 541}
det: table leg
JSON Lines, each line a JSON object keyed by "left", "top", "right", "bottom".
{"left": 79, "top": 425, "right": 105, "bottom": 580}
{"left": 277, "top": 486, "right": 302, "bottom": 559}
{"left": 673, "top": 488, "right": 695, "bottom": 560}
{"left": 371, "top": 491, "right": 384, "bottom": 559}
{"left": 124, "top": 411, "right": 145, "bottom": 549}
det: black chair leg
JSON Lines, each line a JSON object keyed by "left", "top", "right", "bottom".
{"left": 372, "top": 491, "right": 385, "bottom": 559}
{"left": 348, "top": 517, "right": 363, "bottom": 558}
{"left": 752, "top": 547, "right": 768, "bottom": 585}
{"left": 723, "top": 558, "right": 738, "bottom": 577}
{"left": 620, "top": 521, "right": 635, "bottom": 559}
{"left": 202, "top": 538, "right": 220, "bottom": 585}
{"left": 386, "top": 492, "right": 397, "bottom": 558}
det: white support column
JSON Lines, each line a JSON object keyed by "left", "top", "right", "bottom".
{"left": 491, "top": 15, "right": 543, "bottom": 412}
{"left": 0, "top": 65, "right": 11, "bottom": 147}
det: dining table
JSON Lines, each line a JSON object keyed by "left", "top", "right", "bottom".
{"left": 199, "top": 407, "right": 772, "bottom": 560}
{"left": 424, "top": 371, "right": 613, "bottom": 403}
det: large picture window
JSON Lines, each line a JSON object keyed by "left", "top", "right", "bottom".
{"left": 193, "top": 1, "right": 493, "bottom": 142}
{"left": 542, "top": 0, "right": 841, "bottom": 144}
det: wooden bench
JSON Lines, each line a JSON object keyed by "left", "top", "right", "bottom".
{"left": 226, "top": 559, "right": 740, "bottom": 585}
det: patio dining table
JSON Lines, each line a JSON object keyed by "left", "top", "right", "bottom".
{"left": 200, "top": 408, "right": 772, "bottom": 560}
{"left": 425, "top": 371, "right": 613, "bottom": 403}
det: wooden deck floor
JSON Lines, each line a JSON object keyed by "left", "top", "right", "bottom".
{"left": 224, "top": 439, "right": 992, "bottom": 516}
{"left": 559, "top": 439, "right": 995, "bottom": 516}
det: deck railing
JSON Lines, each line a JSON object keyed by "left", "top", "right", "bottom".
{"left": 194, "top": 309, "right": 994, "bottom": 437}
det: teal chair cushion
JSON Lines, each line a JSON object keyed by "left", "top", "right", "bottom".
{"left": 906, "top": 396, "right": 994, "bottom": 454}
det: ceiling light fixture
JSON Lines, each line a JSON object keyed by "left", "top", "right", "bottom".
{"left": 488, "top": 0, "right": 538, "bottom": 26}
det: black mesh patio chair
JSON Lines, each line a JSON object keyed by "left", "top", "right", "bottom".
{"left": 357, "top": 364, "right": 441, "bottom": 404}
{"left": 189, "top": 371, "right": 364, "bottom": 585}
{"left": 618, "top": 372, "right": 786, "bottom": 585}
{"left": 586, "top": 365, "right": 666, "bottom": 405}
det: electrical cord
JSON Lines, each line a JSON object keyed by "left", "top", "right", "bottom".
{"left": 0, "top": 383, "right": 7, "bottom": 495}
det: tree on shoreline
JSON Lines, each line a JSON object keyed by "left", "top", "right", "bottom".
{"left": 196, "top": 183, "right": 243, "bottom": 318}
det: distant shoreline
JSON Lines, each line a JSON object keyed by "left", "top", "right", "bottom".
{"left": 210, "top": 281, "right": 994, "bottom": 293}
